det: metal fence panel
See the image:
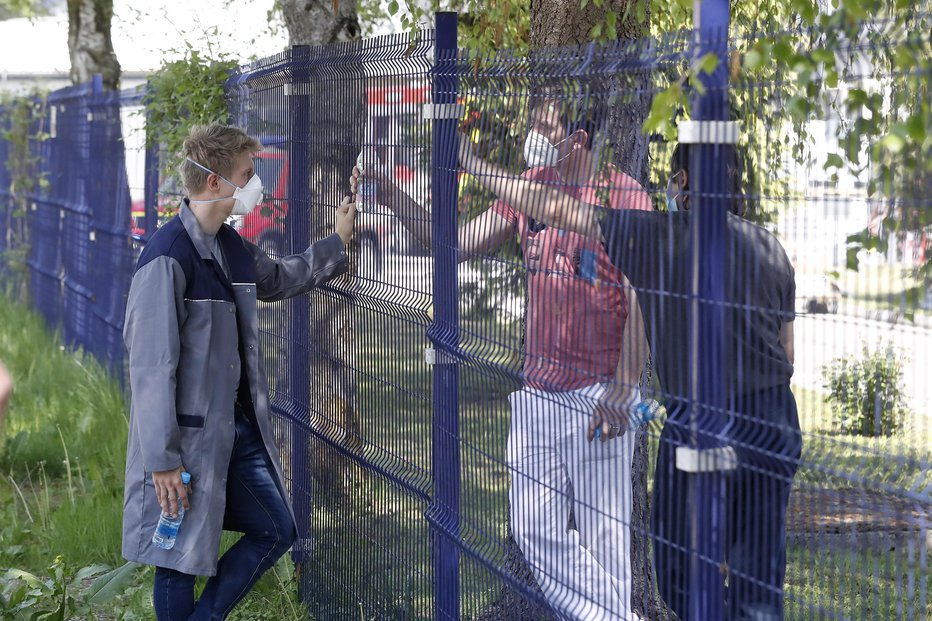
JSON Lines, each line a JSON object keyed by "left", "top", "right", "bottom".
{"left": 0, "top": 10, "right": 928, "bottom": 621}
{"left": 226, "top": 30, "right": 438, "bottom": 618}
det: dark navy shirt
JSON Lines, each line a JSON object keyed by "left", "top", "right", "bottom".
{"left": 598, "top": 210, "right": 795, "bottom": 401}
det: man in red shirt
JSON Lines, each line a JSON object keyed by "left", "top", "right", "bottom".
{"left": 354, "top": 98, "right": 651, "bottom": 620}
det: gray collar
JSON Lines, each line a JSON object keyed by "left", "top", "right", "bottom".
{"left": 179, "top": 200, "right": 213, "bottom": 261}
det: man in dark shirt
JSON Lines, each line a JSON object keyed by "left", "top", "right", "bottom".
{"left": 459, "top": 140, "right": 802, "bottom": 621}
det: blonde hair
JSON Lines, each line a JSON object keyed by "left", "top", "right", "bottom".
{"left": 181, "top": 124, "right": 262, "bottom": 194}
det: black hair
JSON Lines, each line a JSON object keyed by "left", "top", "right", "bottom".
{"left": 670, "top": 142, "right": 752, "bottom": 217}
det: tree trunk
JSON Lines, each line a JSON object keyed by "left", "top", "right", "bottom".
{"left": 491, "top": 2, "right": 673, "bottom": 620}
{"left": 530, "top": 0, "right": 644, "bottom": 46}
{"left": 279, "top": 0, "right": 365, "bottom": 500}
{"left": 279, "top": 0, "right": 361, "bottom": 46}
{"left": 67, "top": 0, "right": 120, "bottom": 89}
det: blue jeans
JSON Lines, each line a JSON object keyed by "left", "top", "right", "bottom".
{"left": 652, "top": 384, "right": 802, "bottom": 621}
{"left": 153, "top": 410, "right": 296, "bottom": 621}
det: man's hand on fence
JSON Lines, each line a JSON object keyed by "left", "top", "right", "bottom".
{"left": 335, "top": 196, "right": 357, "bottom": 246}
{"left": 589, "top": 384, "right": 637, "bottom": 442}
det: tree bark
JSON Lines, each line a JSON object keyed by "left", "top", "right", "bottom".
{"left": 530, "top": 0, "right": 644, "bottom": 47}
{"left": 279, "top": 0, "right": 365, "bottom": 499}
{"left": 67, "top": 0, "right": 120, "bottom": 90}
{"left": 490, "top": 2, "right": 673, "bottom": 620}
{"left": 279, "top": 0, "right": 361, "bottom": 46}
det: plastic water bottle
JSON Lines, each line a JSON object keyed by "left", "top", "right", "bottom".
{"left": 152, "top": 471, "right": 192, "bottom": 550}
{"left": 355, "top": 148, "right": 380, "bottom": 213}
{"left": 594, "top": 399, "right": 661, "bottom": 438}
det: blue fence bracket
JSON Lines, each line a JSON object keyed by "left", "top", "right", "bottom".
{"left": 286, "top": 44, "right": 313, "bottom": 575}
{"left": 686, "top": 1, "right": 732, "bottom": 620}
{"left": 429, "top": 11, "right": 461, "bottom": 621}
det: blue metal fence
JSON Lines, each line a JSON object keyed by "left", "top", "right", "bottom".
{"left": 1, "top": 8, "right": 930, "bottom": 621}
{"left": 1, "top": 77, "right": 133, "bottom": 376}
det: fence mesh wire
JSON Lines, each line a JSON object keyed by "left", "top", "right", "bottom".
{"left": 0, "top": 15, "right": 929, "bottom": 621}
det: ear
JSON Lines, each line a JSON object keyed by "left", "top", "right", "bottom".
{"left": 680, "top": 168, "right": 690, "bottom": 209}
{"left": 206, "top": 172, "right": 222, "bottom": 193}
{"left": 571, "top": 129, "right": 589, "bottom": 149}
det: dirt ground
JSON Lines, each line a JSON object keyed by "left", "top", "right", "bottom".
{"left": 787, "top": 487, "right": 931, "bottom": 533}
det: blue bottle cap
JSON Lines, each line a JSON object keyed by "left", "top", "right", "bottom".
{"left": 635, "top": 401, "right": 655, "bottom": 424}
{"left": 181, "top": 471, "right": 191, "bottom": 485}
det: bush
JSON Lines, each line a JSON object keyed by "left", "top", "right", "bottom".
{"left": 821, "top": 342, "right": 910, "bottom": 437}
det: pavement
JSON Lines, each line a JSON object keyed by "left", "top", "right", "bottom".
{"left": 835, "top": 300, "right": 932, "bottom": 329}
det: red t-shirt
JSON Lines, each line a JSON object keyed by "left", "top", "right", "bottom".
{"left": 491, "top": 166, "right": 652, "bottom": 391}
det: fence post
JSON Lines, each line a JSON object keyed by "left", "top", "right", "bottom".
{"left": 429, "top": 11, "right": 461, "bottom": 621}
{"left": 143, "top": 112, "right": 159, "bottom": 241}
{"left": 685, "top": 1, "right": 731, "bottom": 620}
{"left": 286, "top": 44, "right": 314, "bottom": 575}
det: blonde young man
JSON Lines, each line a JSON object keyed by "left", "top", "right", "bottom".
{"left": 354, "top": 100, "right": 651, "bottom": 620}
{"left": 122, "top": 124, "right": 356, "bottom": 620}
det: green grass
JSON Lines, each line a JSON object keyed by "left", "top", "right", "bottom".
{"left": 786, "top": 543, "right": 932, "bottom": 620}
{"left": 791, "top": 384, "right": 931, "bottom": 492}
{"left": 833, "top": 263, "right": 931, "bottom": 318}
{"left": 0, "top": 294, "right": 306, "bottom": 620}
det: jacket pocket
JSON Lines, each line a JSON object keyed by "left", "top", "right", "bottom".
{"left": 176, "top": 414, "right": 205, "bottom": 428}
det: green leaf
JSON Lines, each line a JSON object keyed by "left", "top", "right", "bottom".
{"left": 635, "top": 1, "right": 646, "bottom": 23}
{"left": 580, "top": 0, "right": 589, "bottom": 8}
{"left": 905, "top": 114, "right": 925, "bottom": 142}
{"left": 793, "top": 0, "right": 817, "bottom": 23}
{"left": 695, "top": 52, "right": 719, "bottom": 75}
{"left": 772, "top": 39, "right": 794, "bottom": 62}
{"left": 85, "top": 562, "right": 140, "bottom": 605}
{"left": 811, "top": 48, "right": 834, "bottom": 64}
{"left": 388, "top": 0, "right": 398, "bottom": 15}
{"left": 878, "top": 132, "right": 906, "bottom": 154}
{"left": 743, "top": 49, "right": 763, "bottom": 71}
{"left": 2, "top": 569, "right": 44, "bottom": 590}
{"left": 70, "top": 564, "right": 110, "bottom": 587}
{"left": 824, "top": 153, "right": 844, "bottom": 170}
{"left": 846, "top": 245, "right": 861, "bottom": 271}
{"left": 847, "top": 88, "right": 868, "bottom": 108}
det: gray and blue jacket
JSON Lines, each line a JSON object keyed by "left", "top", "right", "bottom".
{"left": 122, "top": 202, "right": 347, "bottom": 575}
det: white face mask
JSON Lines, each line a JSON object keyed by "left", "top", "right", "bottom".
{"left": 186, "top": 157, "right": 264, "bottom": 216}
{"left": 228, "top": 174, "right": 264, "bottom": 216}
{"left": 666, "top": 170, "right": 684, "bottom": 212}
{"left": 523, "top": 131, "right": 570, "bottom": 169}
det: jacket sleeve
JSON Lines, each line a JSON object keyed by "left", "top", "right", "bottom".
{"left": 249, "top": 233, "right": 348, "bottom": 302}
{"left": 123, "top": 256, "right": 187, "bottom": 473}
